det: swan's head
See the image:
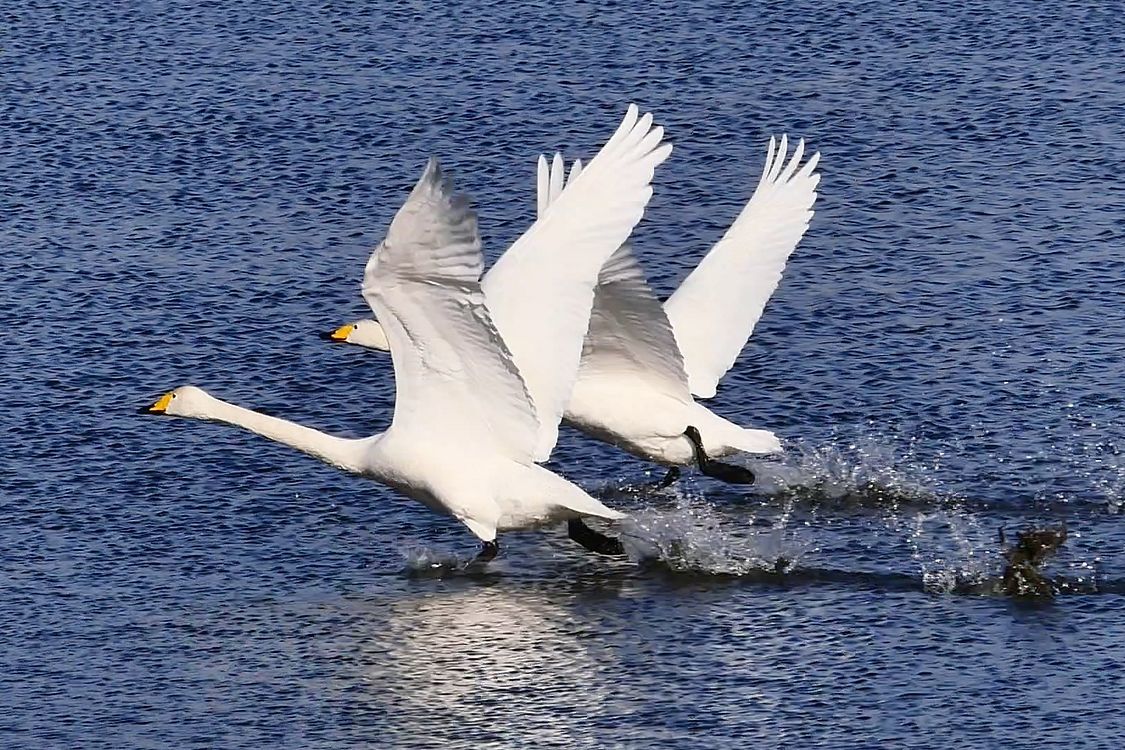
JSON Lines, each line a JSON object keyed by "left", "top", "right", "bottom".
{"left": 142, "top": 385, "right": 211, "bottom": 418}
{"left": 323, "top": 319, "right": 390, "bottom": 351}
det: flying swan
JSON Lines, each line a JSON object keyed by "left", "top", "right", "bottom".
{"left": 145, "top": 106, "right": 672, "bottom": 560}
{"left": 329, "top": 135, "right": 820, "bottom": 487}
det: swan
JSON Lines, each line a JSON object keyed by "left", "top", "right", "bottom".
{"left": 329, "top": 136, "right": 819, "bottom": 486}
{"left": 145, "top": 105, "right": 672, "bottom": 560}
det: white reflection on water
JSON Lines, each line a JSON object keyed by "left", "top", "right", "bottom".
{"left": 354, "top": 583, "right": 618, "bottom": 747}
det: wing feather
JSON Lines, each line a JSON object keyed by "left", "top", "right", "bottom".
{"left": 578, "top": 244, "right": 693, "bottom": 400}
{"left": 485, "top": 104, "right": 673, "bottom": 460}
{"left": 362, "top": 159, "right": 539, "bottom": 461}
{"left": 663, "top": 136, "right": 821, "bottom": 398}
{"left": 537, "top": 155, "right": 690, "bottom": 402}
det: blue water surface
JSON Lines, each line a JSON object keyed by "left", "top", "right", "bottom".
{"left": 3, "top": 1, "right": 1125, "bottom": 748}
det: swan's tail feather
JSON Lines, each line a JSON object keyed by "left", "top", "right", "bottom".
{"left": 565, "top": 497, "right": 627, "bottom": 521}
{"left": 727, "top": 427, "right": 783, "bottom": 456}
{"left": 694, "top": 407, "right": 783, "bottom": 457}
{"left": 555, "top": 481, "right": 626, "bottom": 520}
{"left": 533, "top": 465, "right": 626, "bottom": 521}
{"left": 460, "top": 516, "right": 498, "bottom": 542}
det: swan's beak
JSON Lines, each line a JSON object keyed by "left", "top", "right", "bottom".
{"left": 142, "top": 391, "right": 174, "bottom": 415}
{"left": 322, "top": 323, "right": 354, "bottom": 343}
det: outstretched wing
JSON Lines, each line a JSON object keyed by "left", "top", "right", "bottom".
{"left": 362, "top": 159, "right": 539, "bottom": 462}
{"left": 537, "top": 154, "right": 691, "bottom": 402}
{"left": 484, "top": 104, "right": 673, "bottom": 461}
{"left": 663, "top": 136, "right": 821, "bottom": 398}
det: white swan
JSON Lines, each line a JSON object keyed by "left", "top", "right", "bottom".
{"left": 555, "top": 137, "right": 820, "bottom": 485}
{"left": 331, "top": 136, "right": 819, "bottom": 485}
{"left": 146, "top": 105, "right": 671, "bottom": 559}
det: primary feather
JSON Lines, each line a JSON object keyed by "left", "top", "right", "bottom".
{"left": 664, "top": 135, "right": 821, "bottom": 398}
{"left": 484, "top": 104, "right": 673, "bottom": 460}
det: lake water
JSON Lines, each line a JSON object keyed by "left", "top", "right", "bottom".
{"left": 3, "top": 0, "right": 1125, "bottom": 747}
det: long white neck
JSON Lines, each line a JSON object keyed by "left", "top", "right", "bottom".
{"left": 193, "top": 395, "right": 371, "bottom": 473}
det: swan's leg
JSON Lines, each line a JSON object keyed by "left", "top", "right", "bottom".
{"left": 683, "top": 426, "right": 756, "bottom": 485}
{"left": 474, "top": 540, "right": 499, "bottom": 563}
{"left": 568, "top": 519, "right": 625, "bottom": 556}
{"left": 653, "top": 466, "right": 681, "bottom": 489}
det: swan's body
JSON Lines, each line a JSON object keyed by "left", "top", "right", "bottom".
{"left": 150, "top": 385, "right": 613, "bottom": 537}
{"left": 564, "top": 370, "right": 778, "bottom": 466}
{"left": 333, "top": 136, "right": 819, "bottom": 476}
{"left": 564, "top": 392, "right": 755, "bottom": 465}
{"left": 148, "top": 105, "right": 671, "bottom": 553}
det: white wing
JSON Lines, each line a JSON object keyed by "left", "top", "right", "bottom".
{"left": 484, "top": 104, "right": 673, "bottom": 461}
{"left": 362, "top": 159, "right": 539, "bottom": 462}
{"left": 537, "top": 154, "right": 691, "bottom": 402}
{"left": 535, "top": 151, "right": 583, "bottom": 210}
{"left": 663, "top": 135, "right": 821, "bottom": 398}
{"left": 578, "top": 244, "right": 694, "bottom": 400}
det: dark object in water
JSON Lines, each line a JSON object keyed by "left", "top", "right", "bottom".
{"left": 474, "top": 540, "right": 500, "bottom": 563}
{"left": 998, "top": 525, "right": 1067, "bottom": 597}
{"left": 654, "top": 466, "right": 681, "bottom": 490}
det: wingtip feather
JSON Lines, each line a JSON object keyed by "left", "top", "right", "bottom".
{"left": 652, "top": 141, "right": 673, "bottom": 169}
{"left": 778, "top": 138, "right": 807, "bottom": 183}
{"left": 412, "top": 156, "right": 449, "bottom": 199}
{"left": 536, "top": 154, "right": 550, "bottom": 217}
{"left": 804, "top": 151, "right": 822, "bottom": 174}
{"left": 605, "top": 103, "right": 641, "bottom": 150}
{"left": 768, "top": 135, "right": 788, "bottom": 182}
{"left": 569, "top": 158, "right": 584, "bottom": 184}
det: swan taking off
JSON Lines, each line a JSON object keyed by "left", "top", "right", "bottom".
{"left": 331, "top": 135, "right": 820, "bottom": 486}
{"left": 146, "top": 105, "right": 672, "bottom": 560}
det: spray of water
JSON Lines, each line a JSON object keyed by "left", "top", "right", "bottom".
{"left": 750, "top": 434, "right": 946, "bottom": 512}
{"left": 616, "top": 485, "right": 814, "bottom": 575}
{"left": 395, "top": 429, "right": 1111, "bottom": 591}
{"left": 400, "top": 546, "right": 496, "bottom": 579}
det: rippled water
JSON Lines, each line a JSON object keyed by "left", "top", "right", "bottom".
{"left": 4, "top": 0, "right": 1125, "bottom": 747}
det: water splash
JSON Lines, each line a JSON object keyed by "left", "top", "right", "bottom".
{"left": 1081, "top": 445, "right": 1125, "bottom": 515}
{"left": 618, "top": 487, "right": 814, "bottom": 575}
{"left": 400, "top": 546, "right": 497, "bottom": 579}
{"left": 750, "top": 434, "right": 946, "bottom": 513}
{"left": 749, "top": 422, "right": 1125, "bottom": 518}
{"left": 900, "top": 509, "right": 995, "bottom": 594}
{"left": 743, "top": 433, "right": 1106, "bottom": 595}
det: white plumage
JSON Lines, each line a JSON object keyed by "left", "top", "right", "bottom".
{"left": 331, "top": 132, "right": 819, "bottom": 477}
{"left": 146, "top": 112, "right": 671, "bottom": 552}
{"left": 483, "top": 105, "right": 672, "bottom": 459}
{"left": 665, "top": 135, "right": 821, "bottom": 399}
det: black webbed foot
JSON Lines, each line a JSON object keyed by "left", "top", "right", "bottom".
{"left": 474, "top": 540, "right": 499, "bottom": 563}
{"left": 684, "top": 426, "right": 756, "bottom": 485}
{"left": 653, "top": 466, "right": 681, "bottom": 490}
{"left": 568, "top": 519, "right": 626, "bottom": 556}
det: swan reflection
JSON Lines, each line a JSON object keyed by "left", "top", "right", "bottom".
{"left": 356, "top": 582, "right": 618, "bottom": 746}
